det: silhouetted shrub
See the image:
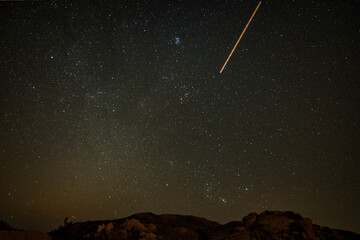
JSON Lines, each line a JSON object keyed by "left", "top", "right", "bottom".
{"left": 0, "top": 220, "right": 13, "bottom": 230}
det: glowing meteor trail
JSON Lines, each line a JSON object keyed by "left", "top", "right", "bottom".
{"left": 220, "top": 1, "right": 262, "bottom": 74}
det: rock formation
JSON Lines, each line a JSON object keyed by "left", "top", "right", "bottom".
{"left": 47, "top": 211, "right": 359, "bottom": 240}
{"left": 1, "top": 211, "right": 359, "bottom": 240}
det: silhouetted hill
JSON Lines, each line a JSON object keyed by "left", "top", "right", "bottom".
{"left": 0, "top": 221, "right": 50, "bottom": 240}
{"left": 46, "top": 210, "right": 359, "bottom": 240}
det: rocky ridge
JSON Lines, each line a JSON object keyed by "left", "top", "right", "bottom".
{"left": 47, "top": 210, "right": 359, "bottom": 240}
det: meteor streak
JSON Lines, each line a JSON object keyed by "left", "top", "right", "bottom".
{"left": 220, "top": 1, "right": 262, "bottom": 74}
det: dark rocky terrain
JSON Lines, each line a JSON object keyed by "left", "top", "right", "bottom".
{"left": 48, "top": 211, "right": 359, "bottom": 240}
{"left": 1, "top": 211, "right": 359, "bottom": 240}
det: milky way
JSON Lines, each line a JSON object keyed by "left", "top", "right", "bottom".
{"left": 0, "top": 0, "right": 359, "bottom": 232}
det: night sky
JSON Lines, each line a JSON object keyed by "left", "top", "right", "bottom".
{"left": 0, "top": 0, "right": 359, "bottom": 233}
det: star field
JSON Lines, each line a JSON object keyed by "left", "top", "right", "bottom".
{"left": 0, "top": 0, "right": 359, "bottom": 233}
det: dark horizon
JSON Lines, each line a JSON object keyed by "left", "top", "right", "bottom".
{"left": 2, "top": 210, "right": 360, "bottom": 234}
{"left": 0, "top": 0, "right": 359, "bottom": 233}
